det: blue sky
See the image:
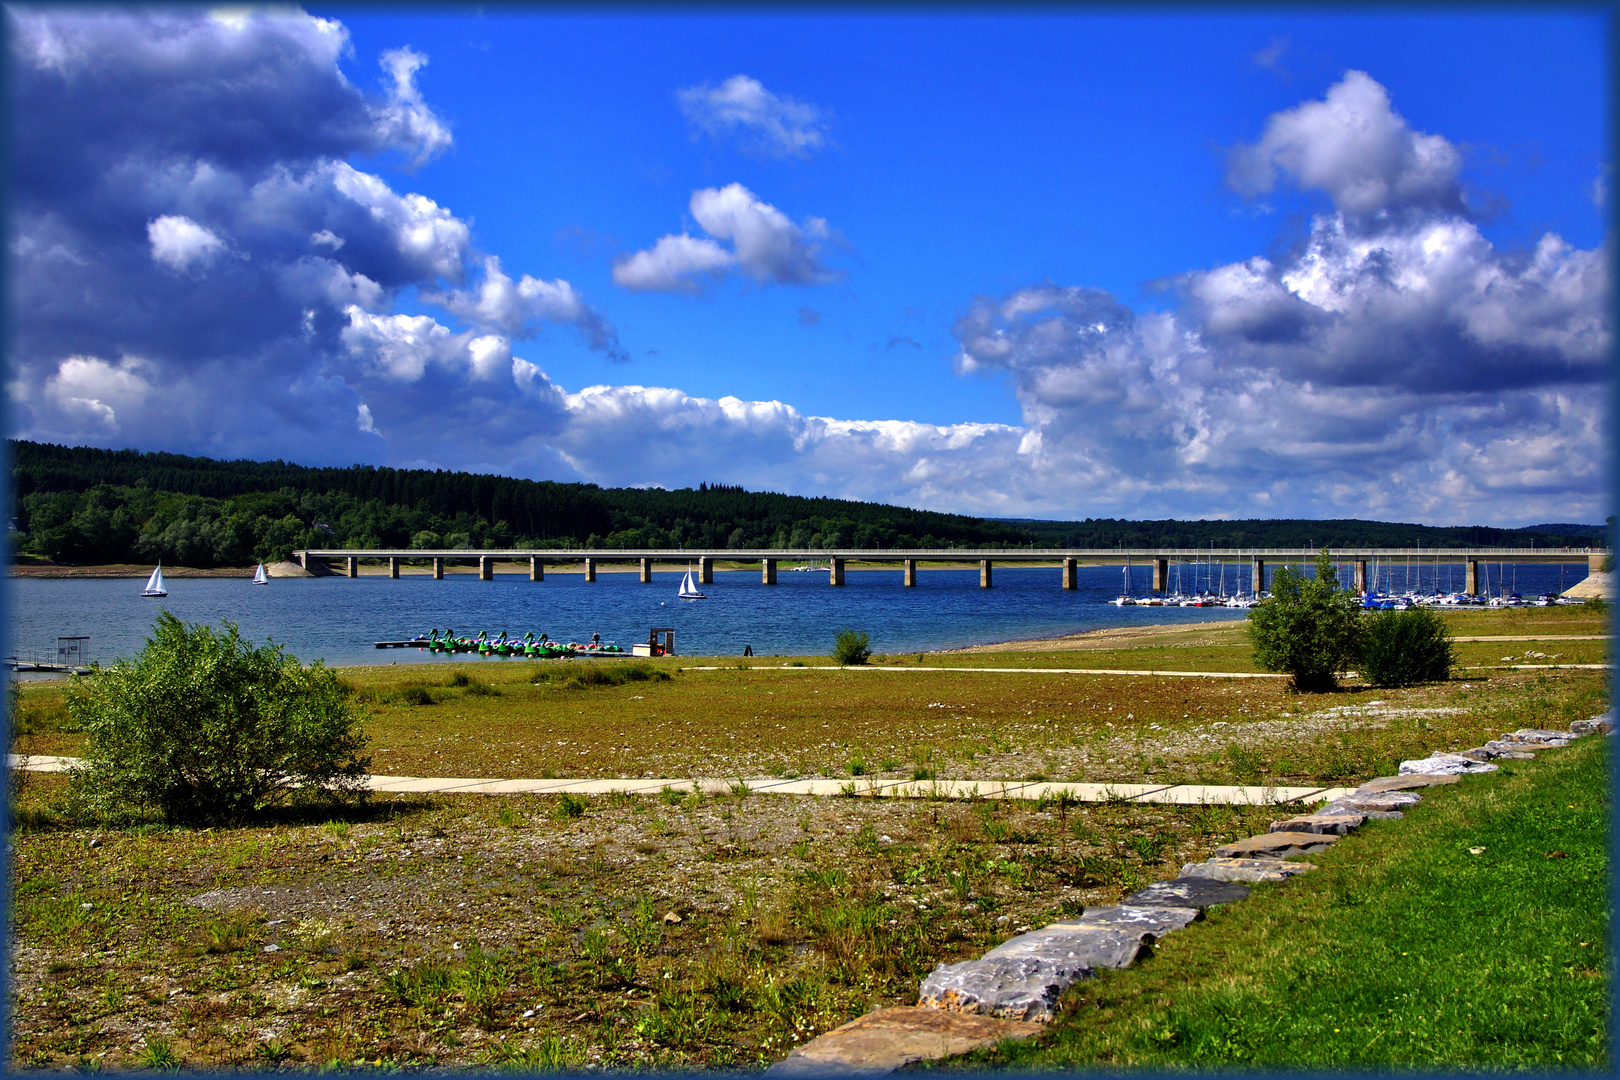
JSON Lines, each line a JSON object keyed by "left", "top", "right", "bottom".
{"left": 7, "top": 7, "right": 1612, "bottom": 525}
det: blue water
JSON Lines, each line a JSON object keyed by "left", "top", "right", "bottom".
{"left": 4, "top": 561, "right": 1593, "bottom": 668}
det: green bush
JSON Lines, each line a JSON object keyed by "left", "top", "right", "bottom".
{"left": 1248, "top": 548, "right": 1363, "bottom": 693}
{"left": 1359, "top": 606, "right": 1454, "bottom": 687}
{"left": 67, "top": 613, "right": 370, "bottom": 826}
{"left": 832, "top": 629, "right": 872, "bottom": 666}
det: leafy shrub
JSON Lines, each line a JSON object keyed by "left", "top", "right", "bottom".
{"left": 1248, "top": 548, "right": 1363, "bottom": 692}
{"left": 67, "top": 613, "right": 370, "bottom": 826}
{"left": 1359, "top": 606, "right": 1454, "bottom": 687}
{"left": 553, "top": 793, "right": 588, "bottom": 819}
{"left": 832, "top": 629, "right": 872, "bottom": 666}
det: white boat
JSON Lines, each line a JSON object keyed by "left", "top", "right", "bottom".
{"left": 1111, "top": 556, "right": 1133, "bottom": 605}
{"left": 678, "top": 567, "right": 707, "bottom": 600}
{"left": 141, "top": 563, "right": 167, "bottom": 598}
{"left": 252, "top": 563, "right": 269, "bottom": 585}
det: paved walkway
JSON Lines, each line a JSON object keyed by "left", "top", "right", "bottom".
{"left": 8, "top": 755, "right": 1352, "bottom": 807}
{"left": 693, "top": 665, "right": 1291, "bottom": 678}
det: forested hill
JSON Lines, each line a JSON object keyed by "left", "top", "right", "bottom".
{"left": 7, "top": 440, "right": 1610, "bottom": 568}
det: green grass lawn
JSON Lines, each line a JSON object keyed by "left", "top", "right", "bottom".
{"left": 969, "top": 731, "right": 1611, "bottom": 1070}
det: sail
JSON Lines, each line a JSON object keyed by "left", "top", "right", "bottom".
{"left": 678, "top": 569, "right": 705, "bottom": 599}
{"left": 142, "top": 563, "right": 167, "bottom": 597}
{"left": 252, "top": 563, "right": 269, "bottom": 585}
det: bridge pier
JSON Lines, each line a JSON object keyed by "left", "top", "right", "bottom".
{"left": 1353, "top": 559, "right": 1368, "bottom": 593}
{"left": 297, "top": 551, "right": 308, "bottom": 570}
{"left": 1592, "top": 553, "right": 1607, "bottom": 573}
{"left": 479, "top": 556, "right": 493, "bottom": 581}
{"left": 904, "top": 558, "right": 917, "bottom": 587}
{"left": 584, "top": 557, "right": 596, "bottom": 582}
{"left": 433, "top": 557, "right": 443, "bottom": 580}
{"left": 699, "top": 557, "right": 713, "bottom": 584}
{"left": 1062, "top": 557, "right": 1077, "bottom": 590}
{"left": 1251, "top": 559, "right": 1264, "bottom": 595}
{"left": 830, "top": 558, "right": 845, "bottom": 586}
{"left": 530, "top": 556, "right": 542, "bottom": 582}
{"left": 389, "top": 557, "right": 400, "bottom": 579}
{"left": 640, "top": 558, "right": 652, "bottom": 584}
{"left": 1465, "top": 559, "right": 1480, "bottom": 597}
{"left": 762, "top": 558, "right": 776, "bottom": 585}
{"left": 980, "top": 559, "right": 993, "bottom": 588}
{"left": 346, "top": 556, "right": 358, "bottom": 579}
{"left": 1153, "top": 558, "right": 1169, "bottom": 593}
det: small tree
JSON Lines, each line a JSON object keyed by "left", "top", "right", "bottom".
{"left": 1360, "top": 606, "right": 1453, "bottom": 687}
{"left": 68, "top": 614, "right": 370, "bottom": 825}
{"left": 1248, "top": 547, "right": 1362, "bottom": 692}
{"left": 832, "top": 629, "right": 872, "bottom": 666}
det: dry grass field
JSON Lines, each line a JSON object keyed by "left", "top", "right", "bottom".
{"left": 6, "top": 604, "right": 1608, "bottom": 1070}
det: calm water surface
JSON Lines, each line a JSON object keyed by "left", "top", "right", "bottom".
{"left": 5, "top": 561, "right": 1591, "bottom": 669}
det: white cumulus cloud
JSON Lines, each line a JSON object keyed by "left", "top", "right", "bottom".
{"left": 677, "top": 74, "right": 829, "bottom": 159}
{"left": 147, "top": 215, "right": 227, "bottom": 272}
{"left": 612, "top": 234, "right": 735, "bottom": 293}
{"left": 615, "top": 184, "right": 840, "bottom": 293}
{"left": 1227, "top": 70, "right": 1466, "bottom": 217}
{"left": 371, "top": 47, "right": 452, "bottom": 168}
{"left": 431, "top": 256, "right": 624, "bottom": 359}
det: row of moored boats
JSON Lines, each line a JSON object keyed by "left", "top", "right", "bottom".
{"left": 408, "top": 630, "right": 625, "bottom": 658}
{"left": 1108, "top": 590, "right": 1575, "bottom": 609}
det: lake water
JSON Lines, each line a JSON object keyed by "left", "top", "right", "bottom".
{"left": 5, "top": 561, "right": 1593, "bottom": 669}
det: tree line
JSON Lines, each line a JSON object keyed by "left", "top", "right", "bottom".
{"left": 7, "top": 440, "right": 1608, "bottom": 568}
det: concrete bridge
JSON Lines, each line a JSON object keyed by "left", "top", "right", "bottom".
{"left": 293, "top": 547, "right": 1606, "bottom": 596}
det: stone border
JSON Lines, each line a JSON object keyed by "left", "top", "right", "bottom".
{"left": 767, "top": 712, "right": 1614, "bottom": 1075}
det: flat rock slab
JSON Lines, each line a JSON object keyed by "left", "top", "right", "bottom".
{"left": 1181, "top": 858, "right": 1316, "bottom": 883}
{"left": 766, "top": 1006, "right": 1040, "bottom": 1077}
{"left": 1506, "top": 728, "right": 1573, "bottom": 744}
{"left": 918, "top": 954, "right": 1106, "bottom": 1023}
{"left": 1571, "top": 715, "right": 1612, "bottom": 735}
{"left": 1329, "top": 790, "right": 1421, "bottom": 811}
{"left": 982, "top": 924, "right": 1147, "bottom": 967}
{"left": 1462, "top": 742, "right": 1535, "bottom": 761}
{"left": 1269, "top": 814, "right": 1364, "bottom": 835}
{"left": 1357, "top": 774, "right": 1459, "bottom": 793}
{"left": 1051, "top": 904, "right": 1202, "bottom": 939}
{"left": 1319, "top": 800, "right": 1403, "bottom": 820}
{"left": 1215, "top": 831, "right": 1339, "bottom": 859}
{"left": 1122, "top": 876, "right": 1252, "bottom": 910}
{"left": 1399, "top": 753, "right": 1500, "bottom": 776}
{"left": 918, "top": 921, "right": 1155, "bottom": 1021}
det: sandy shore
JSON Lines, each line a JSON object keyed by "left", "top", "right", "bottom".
{"left": 935, "top": 620, "right": 1248, "bottom": 654}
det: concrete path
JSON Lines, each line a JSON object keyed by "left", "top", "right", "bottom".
{"left": 7, "top": 755, "right": 1351, "bottom": 806}
{"left": 1451, "top": 634, "right": 1609, "bottom": 642}
{"left": 691, "top": 665, "right": 1291, "bottom": 679}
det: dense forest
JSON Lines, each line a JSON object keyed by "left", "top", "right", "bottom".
{"left": 7, "top": 440, "right": 1610, "bottom": 567}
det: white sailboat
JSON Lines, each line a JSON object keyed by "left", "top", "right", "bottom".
{"left": 252, "top": 563, "right": 269, "bottom": 585}
{"left": 1111, "top": 554, "right": 1134, "bottom": 606}
{"left": 678, "top": 566, "right": 707, "bottom": 600}
{"left": 141, "top": 562, "right": 167, "bottom": 598}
